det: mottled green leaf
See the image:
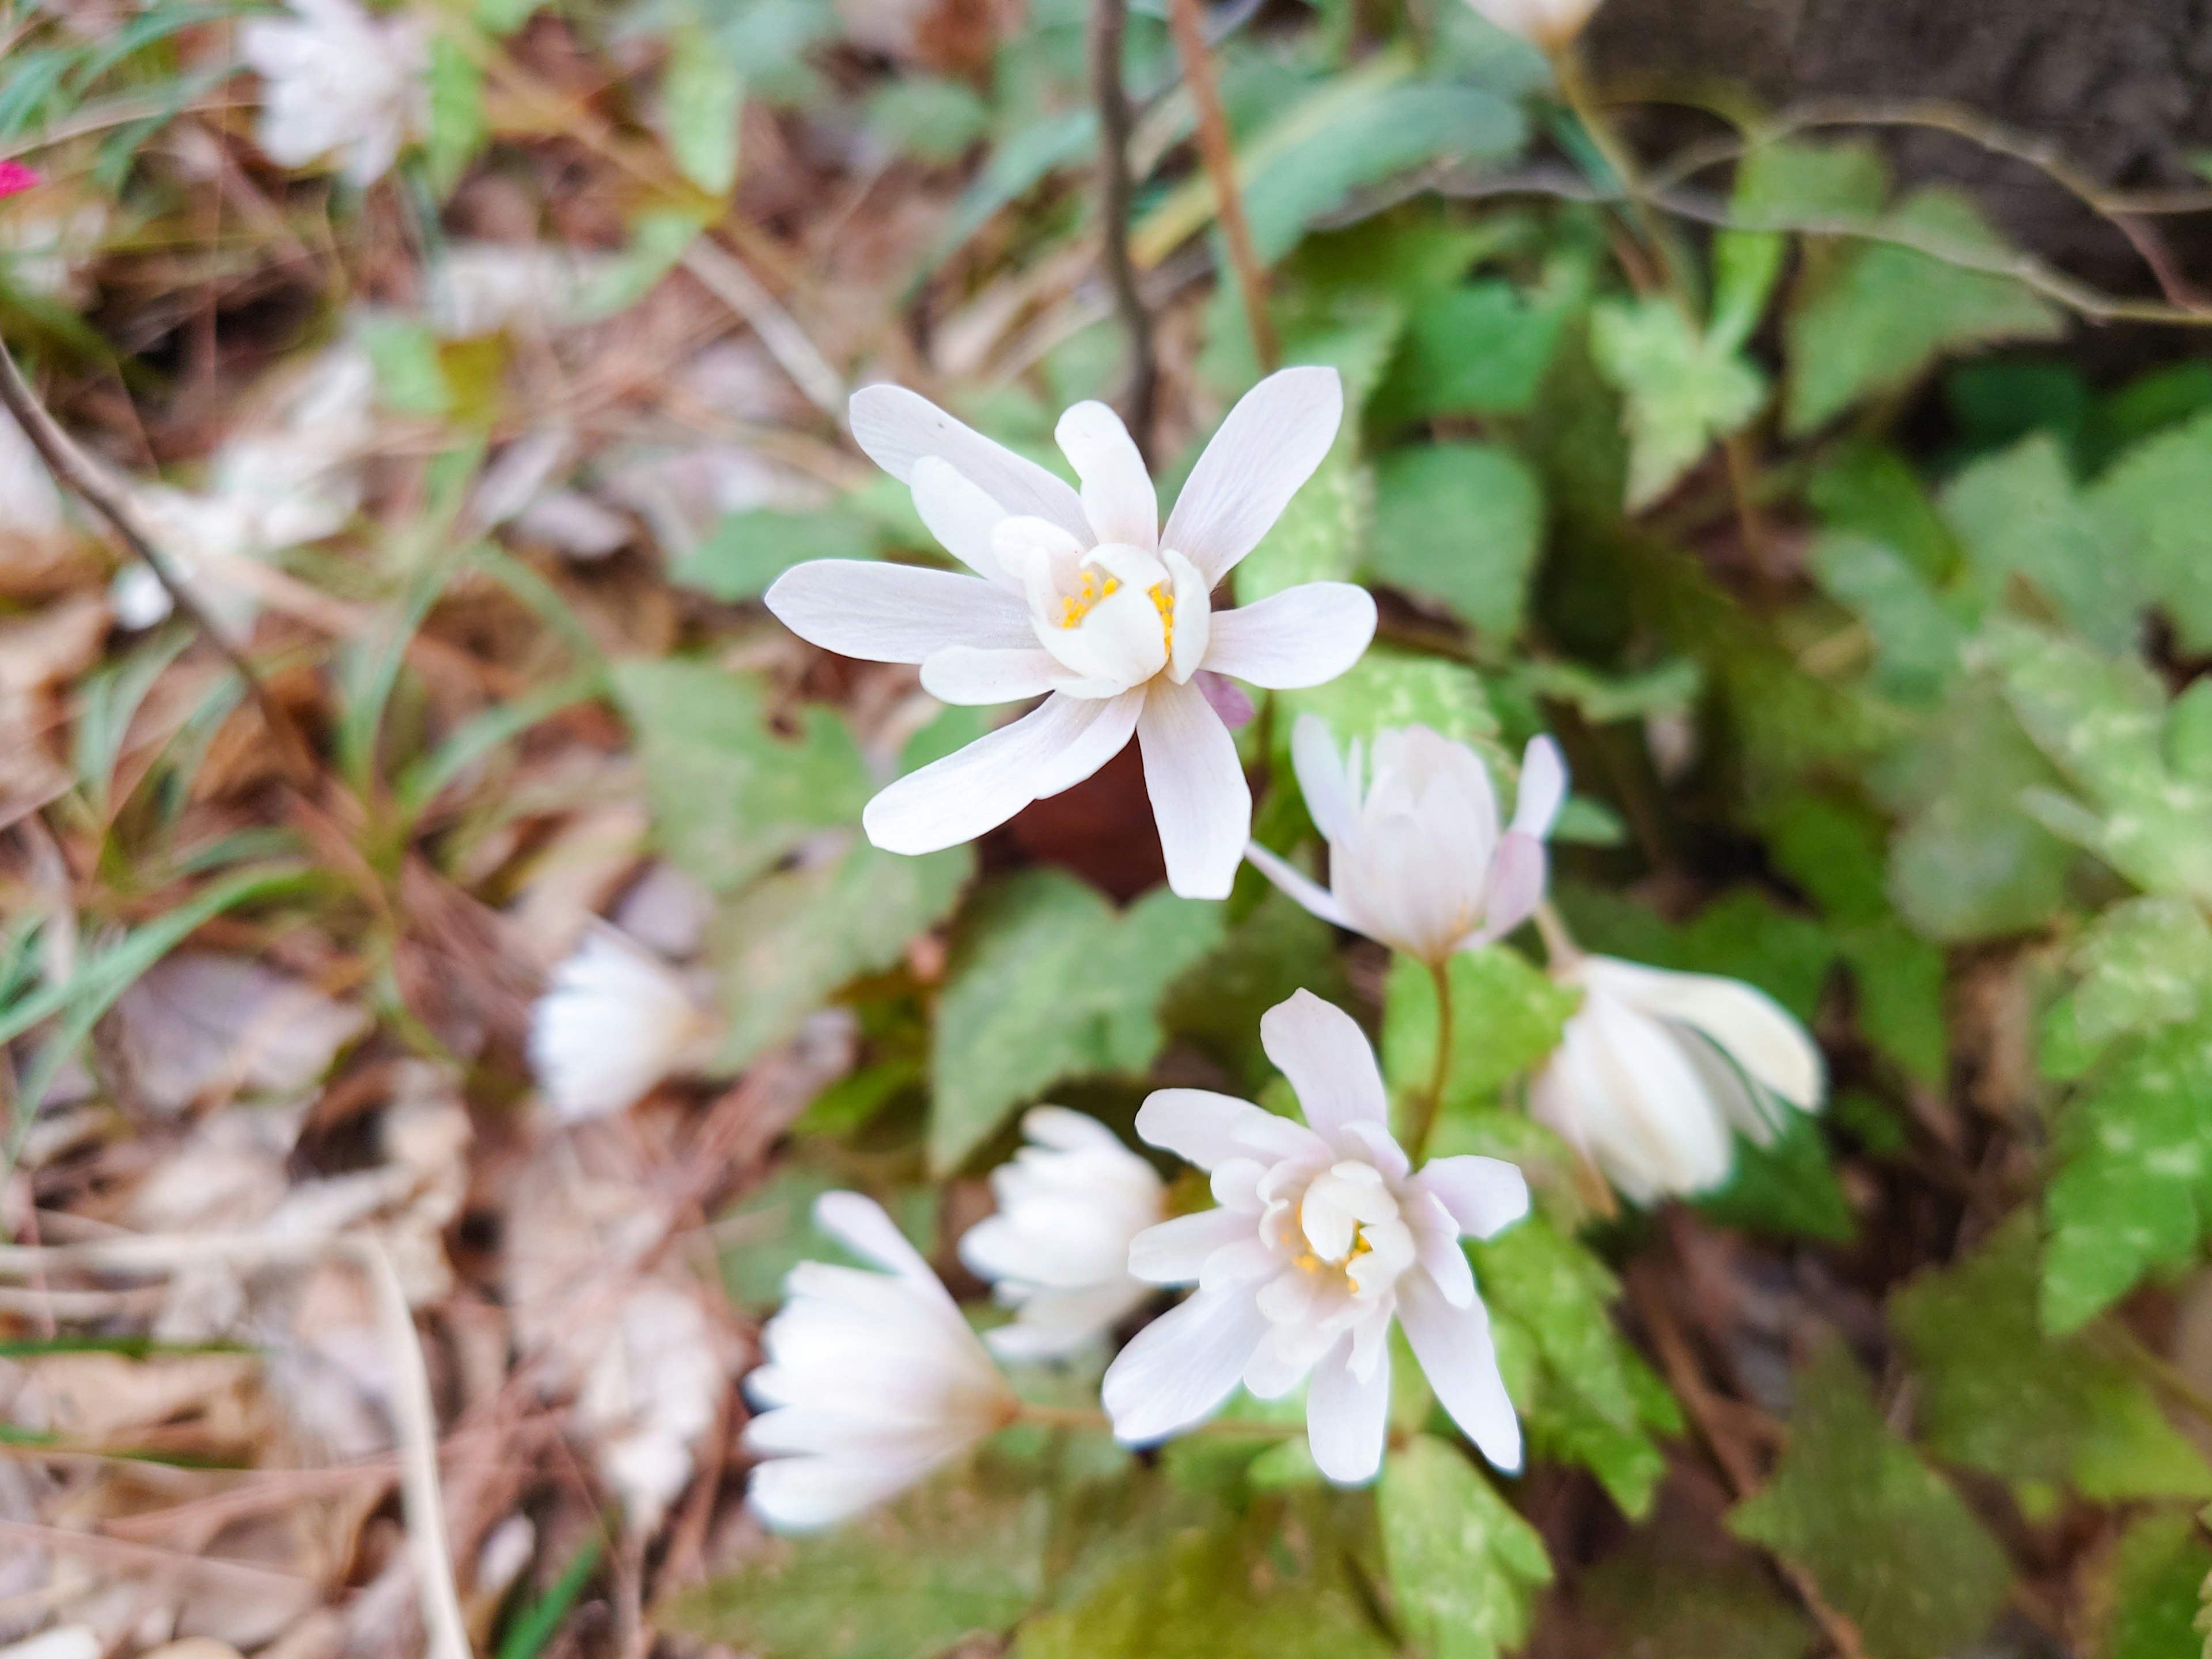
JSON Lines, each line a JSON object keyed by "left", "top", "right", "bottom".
{"left": 1276, "top": 647, "right": 1501, "bottom": 770}
{"left": 1590, "top": 296, "right": 1767, "bottom": 510}
{"left": 1807, "top": 439, "right": 1960, "bottom": 582}
{"left": 1236, "top": 450, "right": 1368, "bottom": 605}
{"left": 1785, "top": 190, "right": 2063, "bottom": 434}
{"left": 1380, "top": 1435, "right": 1552, "bottom": 1659}
{"left": 1808, "top": 533, "right": 1969, "bottom": 705}
{"left": 1942, "top": 435, "right": 2139, "bottom": 652}
{"left": 2097, "top": 1512, "right": 2212, "bottom": 1659}
{"left": 1166, "top": 890, "right": 1355, "bottom": 1094}
{"left": 930, "top": 870, "right": 1224, "bottom": 1172}
{"left": 661, "top": 19, "right": 742, "bottom": 195}
{"left": 1893, "top": 1214, "right": 2212, "bottom": 1498}
{"left": 2041, "top": 894, "right": 2212, "bottom": 1080}
{"left": 2092, "top": 409, "right": 2212, "bottom": 654}
{"left": 669, "top": 506, "right": 881, "bottom": 603}
{"left": 665, "top": 1475, "right": 1048, "bottom": 1659}
{"left": 1378, "top": 275, "right": 1575, "bottom": 422}
{"left": 1727, "top": 1342, "right": 2011, "bottom": 1659}
{"left": 1380, "top": 945, "right": 1580, "bottom": 1119}
{"left": 1367, "top": 443, "right": 1543, "bottom": 641}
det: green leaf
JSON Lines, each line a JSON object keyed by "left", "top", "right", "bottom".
{"left": 1880, "top": 677, "right": 2073, "bottom": 942}
{"left": 1806, "top": 533, "right": 1969, "bottom": 706}
{"left": 609, "top": 660, "right": 872, "bottom": 893}
{"left": 2042, "top": 1016, "right": 2212, "bottom": 1333}
{"left": 1575, "top": 1533, "right": 1815, "bottom": 1659}
{"left": 1376, "top": 275, "right": 1575, "bottom": 423}
{"left": 930, "top": 871, "right": 1224, "bottom": 1172}
{"left": 866, "top": 77, "right": 989, "bottom": 164}
{"left": 1380, "top": 945, "right": 1579, "bottom": 1118}
{"left": 1013, "top": 1501, "right": 1394, "bottom": 1659}
{"left": 2091, "top": 410, "right": 2212, "bottom": 653}
{"left": 1379, "top": 1435, "right": 1552, "bottom": 1659}
{"left": 1893, "top": 1215, "right": 2212, "bottom": 1500}
{"left": 571, "top": 208, "right": 705, "bottom": 321}
{"left": 424, "top": 36, "right": 486, "bottom": 198}
{"left": 669, "top": 505, "right": 881, "bottom": 602}
{"left": 1473, "top": 1213, "right": 1640, "bottom": 1431}
{"left": 1980, "top": 618, "right": 2212, "bottom": 901}
{"left": 1366, "top": 444, "right": 1543, "bottom": 641}
{"left": 1807, "top": 438, "right": 1960, "bottom": 582}
{"left": 661, "top": 20, "right": 743, "bottom": 196}
{"left": 664, "top": 1475, "right": 1049, "bottom": 1659}
{"left": 709, "top": 837, "right": 972, "bottom": 1071}
{"left": 1784, "top": 189, "right": 2063, "bottom": 435}
{"left": 1165, "top": 890, "right": 1355, "bottom": 1094}
{"left": 1695, "top": 1108, "right": 1853, "bottom": 1243}
{"left": 2096, "top": 1512, "right": 2212, "bottom": 1659}
{"left": 1726, "top": 1342, "right": 2012, "bottom": 1659}
{"left": 359, "top": 315, "right": 449, "bottom": 415}
{"left": 1733, "top": 138, "right": 1889, "bottom": 224}
{"left": 715, "top": 1161, "right": 935, "bottom": 1313}
{"left": 1589, "top": 296, "right": 1768, "bottom": 511}
{"left": 1942, "top": 434, "right": 2139, "bottom": 653}
{"left": 1235, "top": 449, "right": 1367, "bottom": 605}
{"left": 1276, "top": 647, "right": 1501, "bottom": 768}
{"left": 2041, "top": 895, "right": 2212, "bottom": 1080}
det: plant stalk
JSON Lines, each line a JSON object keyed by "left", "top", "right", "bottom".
{"left": 1089, "top": 0, "right": 1158, "bottom": 457}
{"left": 1166, "top": 0, "right": 1278, "bottom": 371}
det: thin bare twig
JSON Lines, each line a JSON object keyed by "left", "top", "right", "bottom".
{"left": 1165, "top": 0, "right": 1277, "bottom": 370}
{"left": 680, "top": 240, "right": 849, "bottom": 427}
{"left": 1089, "top": 0, "right": 1158, "bottom": 457}
{"left": 0, "top": 335, "right": 320, "bottom": 781}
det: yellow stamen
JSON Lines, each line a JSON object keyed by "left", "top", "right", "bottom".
{"left": 1058, "top": 567, "right": 1121, "bottom": 629}
{"left": 1149, "top": 581, "right": 1175, "bottom": 656}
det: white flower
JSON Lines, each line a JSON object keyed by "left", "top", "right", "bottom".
{"left": 1530, "top": 955, "right": 1826, "bottom": 1203}
{"left": 240, "top": 0, "right": 427, "bottom": 188}
{"left": 765, "top": 369, "right": 1377, "bottom": 899}
{"left": 958, "top": 1107, "right": 1165, "bottom": 1359}
{"left": 1463, "top": 0, "right": 1604, "bottom": 50}
{"left": 1101, "top": 990, "right": 1528, "bottom": 1485}
{"left": 745, "top": 1191, "right": 1019, "bottom": 1530}
{"left": 1250, "top": 719, "right": 1566, "bottom": 964}
{"left": 528, "top": 926, "right": 718, "bottom": 1123}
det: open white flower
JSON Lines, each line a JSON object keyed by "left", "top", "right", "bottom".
{"left": 745, "top": 1191, "right": 1018, "bottom": 1530}
{"left": 528, "top": 926, "right": 719, "bottom": 1123}
{"left": 240, "top": 0, "right": 426, "bottom": 188}
{"left": 959, "top": 1107, "right": 1164, "bottom": 1359}
{"left": 1463, "top": 0, "right": 1604, "bottom": 50}
{"left": 1250, "top": 719, "right": 1566, "bottom": 964}
{"left": 1531, "top": 955, "right": 1825, "bottom": 1203}
{"left": 765, "top": 369, "right": 1376, "bottom": 899}
{"left": 1101, "top": 990, "right": 1528, "bottom": 1485}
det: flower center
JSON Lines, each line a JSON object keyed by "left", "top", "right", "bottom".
{"left": 1058, "top": 567, "right": 1121, "bottom": 629}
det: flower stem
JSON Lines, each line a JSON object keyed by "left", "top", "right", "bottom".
{"left": 1407, "top": 956, "right": 1455, "bottom": 1164}
{"left": 1166, "top": 0, "right": 1278, "bottom": 372}
{"left": 1013, "top": 1402, "right": 1300, "bottom": 1438}
{"left": 1532, "top": 899, "right": 1582, "bottom": 970}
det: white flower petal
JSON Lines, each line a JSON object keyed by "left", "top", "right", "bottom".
{"left": 1412, "top": 1205, "right": 1477, "bottom": 1308}
{"left": 1306, "top": 1332, "right": 1390, "bottom": 1485}
{"left": 529, "top": 928, "right": 710, "bottom": 1122}
{"left": 1055, "top": 400, "right": 1157, "bottom": 550}
{"left": 919, "top": 646, "right": 1073, "bottom": 705}
{"left": 862, "top": 690, "right": 1140, "bottom": 854}
{"left": 1126, "top": 1207, "right": 1254, "bottom": 1284}
{"left": 1137, "top": 675, "right": 1249, "bottom": 900}
{"left": 1398, "top": 1274, "right": 1520, "bottom": 1473}
{"left": 1161, "top": 366, "right": 1344, "bottom": 584}
{"left": 850, "top": 384, "right": 1089, "bottom": 543}
{"left": 1244, "top": 840, "right": 1353, "bottom": 929}
{"left": 1534, "top": 990, "right": 1734, "bottom": 1202}
{"left": 813, "top": 1192, "right": 958, "bottom": 1313}
{"left": 1510, "top": 734, "right": 1567, "bottom": 838}
{"left": 1200, "top": 582, "right": 1376, "bottom": 689}
{"left": 1465, "top": 832, "right": 1547, "bottom": 948}
{"left": 766, "top": 559, "right": 1033, "bottom": 663}
{"left": 1101, "top": 1282, "right": 1271, "bottom": 1443}
{"left": 1414, "top": 1156, "right": 1530, "bottom": 1241}
{"left": 1290, "top": 714, "right": 1356, "bottom": 840}
{"left": 1259, "top": 989, "right": 1389, "bottom": 1139}
{"left": 747, "top": 1453, "right": 922, "bottom": 1531}
{"left": 911, "top": 456, "right": 1019, "bottom": 587}
{"left": 1135, "top": 1088, "right": 1302, "bottom": 1170}
{"left": 1587, "top": 957, "right": 1825, "bottom": 1112}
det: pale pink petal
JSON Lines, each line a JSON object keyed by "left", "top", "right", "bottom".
{"left": 1414, "top": 1156, "right": 1530, "bottom": 1240}
{"left": 1055, "top": 400, "right": 1157, "bottom": 550}
{"left": 911, "top": 456, "right": 1020, "bottom": 588}
{"left": 1399, "top": 1274, "right": 1521, "bottom": 1472}
{"left": 1259, "top": 989, "right": 1388, "bottom": 1138}
{"left": 862, "top": 691, "right": 1127, "bottom": 854}
{"left": 850, "top": 384, "right": 1088, "bottom": 543}
{"left": 1127, "top": 1207, "right": 1253, "bottom": 1284}
{"left": 1196, "top": 671, "right": 1255, "bottom": 727}
{"left": 1306, "top": 1333, "right": 1390, "bottom": 1485}
{"left": 1101, "top": 1282, "right": 1271, "bottom": 1442}
{"left": 919, "top": 646, "right": 1074, "bottom": 705}
{"left": 813, "top": 1191, "right": 959, "bottom": 1313}
{"left": 1162, "top": 366, "right": 1344, "bottom": 584}
{"left": 1510, "top": 734, "right": 1568, "bottom": 838}
{"left": 766, "top": 560, "right": 1032, "bottom": 663}
{"left": 1137, "top": 675, "right": 1249, "bottom": 900}
{"left": 1135, "top": 1087, "right": 1295, "bottom": 1169}
{"left": 1411, "top": 1199, "right": 1477, "bottom": 1308}
{"left": 1243, "top": 840, "right": 1352, "bottom": 929}
{"left": 1200, "top": 582, "right": 1376, "bottom": 689}
{"left": 1341, "top": 1120, "right": 1411, "bottom": 1181}
{"left": 1467, "top": 832, "right": 1547, "bottom": 946}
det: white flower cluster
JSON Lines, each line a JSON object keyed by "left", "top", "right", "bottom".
{"left": 514, "top": 361, "right": 1823, "bottom": 1532}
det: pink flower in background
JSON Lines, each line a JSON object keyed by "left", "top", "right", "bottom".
{"left": 0, "top": 161, "right": 39, "bottom": 198}
{"left": 766, "top": 368, "right": 1376, "bottom": 899}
